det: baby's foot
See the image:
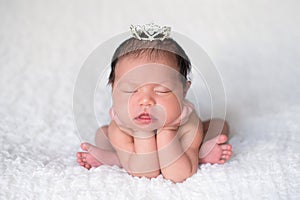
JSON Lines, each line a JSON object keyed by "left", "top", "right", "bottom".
{"left": 76, "top": 143, "right": 103, "bottom": 170}
{"left": 199, "top": 134, "right": 232, "bottom": 164}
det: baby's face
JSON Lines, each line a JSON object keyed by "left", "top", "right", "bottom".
{"left": 112, "top": 55, "right": 188, "bottom": 131}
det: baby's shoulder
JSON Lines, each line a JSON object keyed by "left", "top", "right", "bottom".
{"left": 108, "top": 121, "right": 133, "bottom": 143}
{"left": 179, "top": 111, "right": 202, "bottom": 132}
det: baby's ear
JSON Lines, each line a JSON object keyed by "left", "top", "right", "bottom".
{"left": 183, "top": 81, "right": 191, "bottom": 97}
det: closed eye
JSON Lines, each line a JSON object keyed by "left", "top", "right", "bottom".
{"left": 155, "top": 90, "right": 171, "bottom": 93}
{"left": 122, "top": 90, "right": 138, "bottom": 93}
{"left": 154, "top": 85, "right": 172, "bottom": 94}
{"left": 118, "top": 82, "right": 139, "bottom": 94}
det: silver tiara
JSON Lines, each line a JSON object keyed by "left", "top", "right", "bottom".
{"left": 130, "top": 23, "right": 171, "bottom": 41}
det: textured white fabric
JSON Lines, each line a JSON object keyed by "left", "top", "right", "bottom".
{"left": 0, "top": 1, "right": 299, "bottom": 199}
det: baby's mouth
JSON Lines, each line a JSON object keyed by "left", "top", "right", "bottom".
{"left": 134, "top": 113, "right": 155, "bottom": 124}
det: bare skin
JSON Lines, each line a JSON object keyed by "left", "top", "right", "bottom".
{"left": 77, "top": 56, "right": 232, "bottom": 181}
{"left": 76, "top": 120, "right": 232, "bottom": 170}
{"left": 199, "top": 119, "right": 232, "bottom": 164}
{"left": 77, "top": 126, "right": 121, "bottom": 169}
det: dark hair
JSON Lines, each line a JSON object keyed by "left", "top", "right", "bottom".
{"left": 108, "top": 37, "right": 191, "bottom": 85}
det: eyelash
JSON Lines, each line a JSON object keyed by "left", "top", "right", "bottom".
{"left": 155, "top": 90, "right": 171, "bottom": 94}
{"left": 123, "top": 90, "right": 138, "bottom": 93}
{"left": 122, "top": 89, "right": 171, "bottom": 94}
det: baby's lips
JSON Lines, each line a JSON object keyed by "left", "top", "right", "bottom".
{"left": 136, "top": 112, "right": 151, "bottom": 119}
{"left": 133, "top": 113, "right": 156, "bottom": 126}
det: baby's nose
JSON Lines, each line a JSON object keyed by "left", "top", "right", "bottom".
{"left": 139, "top": 94, "right": 156, "bottom": 107}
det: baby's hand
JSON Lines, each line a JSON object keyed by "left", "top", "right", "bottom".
{"left": 157, "top": 125, "right": 179, "bottom": 134}
{"left": 157, "top": 126, "right": 179, "bottom": 132}
{"left": 157, "top": 117, "right": 181, "bottom": 134}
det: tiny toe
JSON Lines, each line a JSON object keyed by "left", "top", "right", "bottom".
{"left": 218, "top": 159, "right": 225, "bottom": 164}
{"left": 221, "top": 144, "right": 231, "bottom": 150}
{"left": 222, "top": 150, "right": 229, "bottom": 155}
{"left": 85, "top": 163, "right": 91, "bottom": 169}
{"left": 77, "top": 152, "right": 84, "bottom": 158}
{"left": 217, "top": 135, "right": 228, "bottom": 144}
{"left": 223, "top": 150, "right": 232, "bottom": 155}
{"left": 81, "top": 143, "right": 89, "bottom": 151}
{"left": 223, "top": 154, "right": 230, "bottom": 160}
{"left": 227, "top": 144, "right": 232, "bottom": 150}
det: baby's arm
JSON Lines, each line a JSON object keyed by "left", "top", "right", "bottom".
{"left": 108, "top": 121, "right": 160, "bottom": 178}
{"left": 156, "top": 112, "right": 203, "bottom": 183}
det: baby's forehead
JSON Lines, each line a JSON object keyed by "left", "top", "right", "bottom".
{"left": 115, "top": 54, "right": 178, "bottom": 77}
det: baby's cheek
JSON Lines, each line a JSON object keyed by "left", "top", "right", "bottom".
{"left": 128, "top": 100, "right": 139, "bottom": 118}
{"left": 160, "top": 99, "right": 183, "bottom": 125}
{"left": 112, "top": 93, "right": 132, "bottom": 120}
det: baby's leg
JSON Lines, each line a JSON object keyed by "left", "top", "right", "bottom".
{"left": 199, "top": 119, "right": 232, "bottom": 164}
{"left": 76, "top": 126, "right": 121, "bottom": 169}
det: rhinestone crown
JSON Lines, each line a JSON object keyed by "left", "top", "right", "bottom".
{"left": 130, "top": 23, "right": 171, "bottom": 41}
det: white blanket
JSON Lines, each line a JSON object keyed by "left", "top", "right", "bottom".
{"left": 0, "top": 1, "right": 299, "bottom": 199}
